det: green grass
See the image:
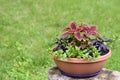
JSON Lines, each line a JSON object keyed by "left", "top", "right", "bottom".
{"left": 0, "top": 0, "right": 120, "bottom": 80}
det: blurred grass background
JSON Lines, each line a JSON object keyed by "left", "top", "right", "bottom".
{"left": 0, "top": 0, "right": 120, "bottom": 80}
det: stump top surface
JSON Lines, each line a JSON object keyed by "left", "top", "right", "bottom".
{"left": 48, "top": 66, "right": 120, "bottom": 80}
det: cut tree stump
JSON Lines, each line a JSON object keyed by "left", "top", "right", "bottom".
{"left": 48, "top": 66, "right": 120, "bottom": 80}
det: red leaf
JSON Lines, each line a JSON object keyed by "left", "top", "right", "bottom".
{"left": 92, "top": 31, "right": 101, "bottom": 37}
{"left": 81, "top": 24, "right": 89, "bottom": 32}
{"left": 75, "top": 31, "right": 81, "bottom": 40}
{"left": 90, "top": 26, "right": 96, "bottom": 31}
{"left": 69, "top": 22, "right": 77, "bottom": 30}
{"left": 86, "top": 32, "right": 91, "bottom": 37}
{"left": 61, "top": 31, "right": 74, "bottom": 37}
{"left": 62, "top": 27, "right": 70, "bottom": 32}
{"left": 68, "top": 30, "right": 75, "bottom": 33}
{"left": 76, "top": 28, "right": 81, "bottom": 32}
{"left": 81, "top": 24, "right": 88, "bottom": 28}
{"left": 61, "top": 32, "right": 70, "bottom": 37}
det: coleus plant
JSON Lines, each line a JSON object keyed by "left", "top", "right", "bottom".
{"left": 62, "top": 22, "right": 100, "bottom": 41}
{"left": 49, "top": 22, "right": 112, "bottom": 60}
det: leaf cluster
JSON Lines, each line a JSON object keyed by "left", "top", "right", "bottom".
{"left": 49, "top": 22, "right": 112, "bottom": 60}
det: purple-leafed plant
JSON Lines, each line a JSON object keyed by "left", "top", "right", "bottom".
{"left": 49, "top": 22, "right": 112, "bottom": 60}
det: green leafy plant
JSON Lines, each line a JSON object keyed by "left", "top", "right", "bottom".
{"left": 49, "top": 22, "right": 112, "bottom": 60}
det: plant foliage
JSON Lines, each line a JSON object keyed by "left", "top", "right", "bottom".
{"left": 49, "top": 22, "right": 112, "bottom": 60}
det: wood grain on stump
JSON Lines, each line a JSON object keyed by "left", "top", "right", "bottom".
{"left": 48, "top": 66, "right": 120, "bottom": 80}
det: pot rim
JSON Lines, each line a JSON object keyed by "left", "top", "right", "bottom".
{"left": 53, "top": 50, "right": 111, "bottom": 63}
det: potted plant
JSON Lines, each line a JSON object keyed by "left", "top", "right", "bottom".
{"left": 48, "top": 22, "right": 112, "bottom": 78}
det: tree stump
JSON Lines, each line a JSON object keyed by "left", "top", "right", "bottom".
{"left": 48, "top": 66, "right": 120, "bottom": 80}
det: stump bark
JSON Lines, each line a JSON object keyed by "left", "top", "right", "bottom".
{"left": 48, "top": 66, "right": 120, "bottom": 80}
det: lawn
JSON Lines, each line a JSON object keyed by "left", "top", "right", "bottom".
{"left": 0, "top": 0, "right": 120, "bottom": 80}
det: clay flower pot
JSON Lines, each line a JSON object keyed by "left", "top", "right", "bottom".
{"left": 52, "top": 50, "right": 111, "bottom": 76}
{"left": 49, "top": 22, "right": 113, "bottom": 78}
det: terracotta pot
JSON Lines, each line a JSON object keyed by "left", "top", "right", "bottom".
{"left": 52, "top": 50, "right": 111, "bottom": 75}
